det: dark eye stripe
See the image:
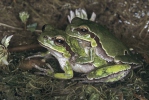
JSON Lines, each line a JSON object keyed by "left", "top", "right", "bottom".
{"left": 54, "top": 38, "right": 75, "bottom": 56}
{"left": 75, "top": 28, "right": 88, "bottom": 35}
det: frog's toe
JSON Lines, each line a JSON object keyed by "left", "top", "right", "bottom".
{"left": 33, "top": 64, "right": 54, "bottom": 76}
{"left": 45, "top": 63, "right": 54, "bottom": 72}
{"left": 34, "top": 64, "right": 47, "bottom": 72}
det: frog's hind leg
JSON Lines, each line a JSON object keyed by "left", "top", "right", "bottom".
{"left": 86, "top": 64, "right": 131, "bottom": 82}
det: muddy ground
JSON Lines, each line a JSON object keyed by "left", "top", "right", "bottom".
{"left": 0, "top": 0, "right": 149, "bottom": 100}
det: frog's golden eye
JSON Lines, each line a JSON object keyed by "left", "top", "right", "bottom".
{"left": 79, "top": 26, "right": 88, "bottom": 33}
{"left": 54, "top": 36, "right": 65, "bottom": 46}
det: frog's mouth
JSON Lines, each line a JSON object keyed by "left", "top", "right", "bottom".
{"left": 38, "top": 42, "right": 57, "bottom": 52}
{"left": 39, "top": 42, "right": 49, "bottom": 49}
{"left": 39, "top": 42, "right": 65, "bottom": 57}
{"left": 38, "top": 41, "right": 75, "bottom": 58}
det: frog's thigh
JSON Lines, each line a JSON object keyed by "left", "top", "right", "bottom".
{"left": 87, "top": 64, "right": 131, "bottom": 82}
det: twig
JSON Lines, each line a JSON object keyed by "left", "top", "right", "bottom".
{"left": 0, "top": 22, "right": 22, "bottom": 30}
{"left": 0, "top": 22, "right": 42, "bottom": 33}
{"left": 8, "top": 44, "right": 45, "bottom": 52}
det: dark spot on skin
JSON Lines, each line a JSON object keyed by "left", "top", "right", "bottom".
{"left": 124, "top": 50, "right": 128, "bottom": 55}
{"left": 42, "top": 24, "right": 47, "bottom": 32}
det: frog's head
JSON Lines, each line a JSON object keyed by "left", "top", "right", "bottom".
{"left": 66, "top": 17, "right": 99, "bottom": 47}
{"left": 38, "top": 24, "right": 73, "bottom": 58}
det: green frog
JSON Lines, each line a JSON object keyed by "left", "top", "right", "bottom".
{"left": 37, "top": 24, "right": 97, "bottom": 80}
{"left": 36, "top": 24, "right": 140, "bottom": 82}
{"left": 65, "top": 17, "right": 142, "bottom": 82}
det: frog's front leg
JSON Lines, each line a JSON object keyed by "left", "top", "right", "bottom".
{"left": 76, "top": 47, "right": 95, "bottom": 64}
{"left": 87, "top": 64, "right": 131, "bottom": 82}
{"left": 26, "top": 51, "right": 51, "bottom": 59}
{"left": 34, "top": 61, "right": 73, "bottom": 79}
{"left": 34, "top": 63, "right": 54, "bottom": 75}
{"left": 68, "top": 37, "right": 95, "bottom": 64}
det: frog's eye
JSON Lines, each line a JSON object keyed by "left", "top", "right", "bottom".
{"left": 80, "top": 28, "right": 88, "bottom": 32}
{"left": 78, "top": 26, "right": 89, "bottom": 33}
{"left": 54, "top": 36, "right": 65, "bottom": 46}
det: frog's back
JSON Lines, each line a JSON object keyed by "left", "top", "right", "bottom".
{"left": 71, "top": 18, "right": 141, "bottom": 64}
{"left": 77, "top": 18, "right": 131, "bottom": 57}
